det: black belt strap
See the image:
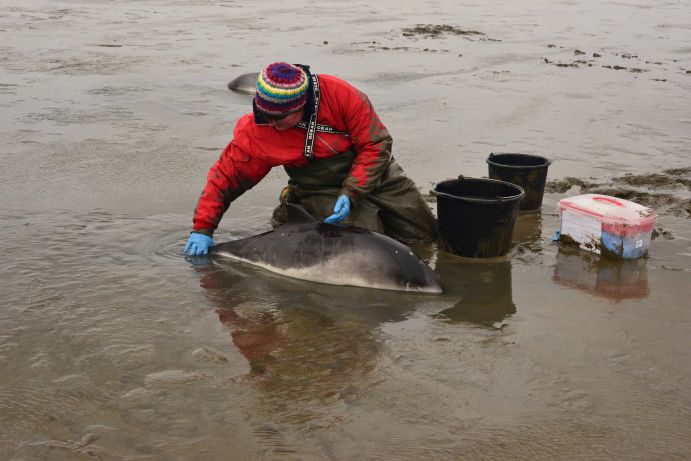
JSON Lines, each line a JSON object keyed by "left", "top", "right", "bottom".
{"left": 295, "top": 120, "right": 347, "bottom": 135}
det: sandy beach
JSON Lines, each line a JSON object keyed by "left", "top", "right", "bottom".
{"left": 1, "top": 0, "right": 690, "bottom": 459}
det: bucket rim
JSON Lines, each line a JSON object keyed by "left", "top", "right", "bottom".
{"left": 431, "top": 177, "right": 525, "bottom": 204}
{"left": 487, "top": 152, "right": 552, "bottom": 169}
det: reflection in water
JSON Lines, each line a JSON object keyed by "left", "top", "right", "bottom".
{"left": 191, "top": 256, "right": 421, "bottom": 424}
{"left": 513, "top": 210, "right": 543, "bottom": 246}
{"left": 433, "top": 253, "right": 516, "bottom": 328}
{"left": 511, "top": 211, "right": 546, "bottom": 265}
{"left": 552, "top": 246, "right": 650, "bottom": 301}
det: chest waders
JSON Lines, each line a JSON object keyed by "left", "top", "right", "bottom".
{"left": 275, "top": 74, "right": 438, "bottom": 245}
{"left": 278, "top": 72, "right": 356, "bottom": 213}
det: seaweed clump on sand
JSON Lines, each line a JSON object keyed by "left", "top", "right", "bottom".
{"left": 588, "top": 188, "right": 678, "bottom": 210}
{"left": 615, "top": 171, "right": 691, "bottom": 189}
{"left": 545, "top": 177, "right": 596, "bottom": 193}
{"left": 402, "top": 24, "right": 484, "bottom": 38}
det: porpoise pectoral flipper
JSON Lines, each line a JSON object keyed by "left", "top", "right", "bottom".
{"left": 212, "top": 204, "right": 442, "bottom": 293}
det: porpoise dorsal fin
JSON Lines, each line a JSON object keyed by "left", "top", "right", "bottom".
{"left": 286, "top": 203, "right": 318, "bottom": 224}
{"left": 227, "top": 72, "right": 259, "bottom": 95}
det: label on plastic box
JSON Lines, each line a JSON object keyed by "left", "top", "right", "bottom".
{"left": 561, "top": 209, "right": 602, "bottom": 254}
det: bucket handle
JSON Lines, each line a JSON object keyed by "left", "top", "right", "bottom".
{"left": 447, "top": 175, "right": 525, "bottom": 202}
{"left": 432, "top": 182, "right": 524, "bottom": 203}
{"left": 487, "top": 152, "right": 553, "bottom": 167}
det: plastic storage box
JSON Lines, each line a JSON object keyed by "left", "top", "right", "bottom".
{"left": 557, "top": 194, "right": 656, "bottom": 259}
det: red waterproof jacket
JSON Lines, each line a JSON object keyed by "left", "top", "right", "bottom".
{"left": 192, "top": 74, "right": 393, "bottom": 235}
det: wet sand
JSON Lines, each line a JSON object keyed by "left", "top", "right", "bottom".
{"left": 1, "top": 0, "right": 690, "bottom": 459}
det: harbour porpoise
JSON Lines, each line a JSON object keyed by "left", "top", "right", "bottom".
{"left": 227, "top": 72, "right": 259, "bottom": 95}
{"left": 212, "top": 204, "right": 442, "bottom": 293}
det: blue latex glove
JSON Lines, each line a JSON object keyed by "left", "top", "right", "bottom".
{"left": 324, "top": 194, "right": 351, "bottom": 224}
{"left": 184, "top": 232, "right": 214, "bottom": 256}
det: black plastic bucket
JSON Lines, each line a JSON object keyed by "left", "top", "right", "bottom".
{"left": 486, "top": 153, "right": 551, "bottom": 210}
{"left": 431, "top": 178, "right": 525, "bottom": 258}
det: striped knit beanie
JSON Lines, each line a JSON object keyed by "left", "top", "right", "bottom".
{"left": 255, "top": 62, "right": 309, "bottom": 116}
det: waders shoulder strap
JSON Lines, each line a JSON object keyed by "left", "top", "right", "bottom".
{"left": 299, "top": 74, "right": 347, "bottom": 162}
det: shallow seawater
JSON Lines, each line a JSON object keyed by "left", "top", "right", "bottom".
{"left": 1, "top": 0, "right": 690, "bottom": 459}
